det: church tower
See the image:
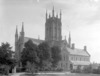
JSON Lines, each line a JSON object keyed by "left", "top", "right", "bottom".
{"left": 45, "top": 7, "right": 62, "bottom": 43}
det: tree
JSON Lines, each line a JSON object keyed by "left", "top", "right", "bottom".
{"left": 21, "top": 40, "right": 40, "bottom": 72}
{"left": 51, "top": 46, "right": 61, "bottom": 69}
{"left": 0, "top": 42, "right": 14, "bottom": 74}
{"left": 98, "top": 65, "right": 100, "bottom": 73}
{"left": 83, "top": 65, "right": 92, "bottom": 73}
{"left": 38, "top": 42, "right": 52, "bottom": 70}
{"left": 26, "top": 61, "right": 37, "bottom": 73}
{"left": 38, "top": 42, "right": 51, "bottom": 60}
{"left": 21, "top": 41, "right": 62, "bottom": 71}
{"left": 0, "top": 42, "right": 13, "bottom": 64}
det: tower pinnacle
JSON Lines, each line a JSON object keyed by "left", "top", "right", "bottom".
{"left": 60, "top": 9, "right": 62, "bottom": 20}
{"left": 15, "top": 25, "right": 18, "bottom": 43}
{"left": 56, "top": 13, "right": 58, "bottom": 18}
{"left": 15, "top": 26, "right": 18, "bottom": 36}
{"left": 22, "top": 22, "right": 24, "bottom": 33}
{"left": 49, "top": 13, "right": 51, "bottom": 18}
{"left": 65, "top": 36, "right": 66, "bottom": 40}
{"left": 68, "top": 32, "right": 71, "bottom": 48}
{"left": 52, "top": 6, "right": 55, "bottom": 17}
{"left": 20, "top": 22, "right": 25, "bottom": 37}
{"left": 46, "top": 10, "right": 48, "bottom": 20}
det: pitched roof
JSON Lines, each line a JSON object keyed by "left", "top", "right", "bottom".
{"left": 66, "top": 47, "right": 90, "bottom": 56}
{"left": 23, "top": 38, "right": 90, "bottom": 57}
{"left": 24, "top": 37, "right": 44, "bottom": 45}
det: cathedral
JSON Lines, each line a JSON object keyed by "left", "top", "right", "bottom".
{"left": 15, "top": 7, "right": 90, "bottom": 71}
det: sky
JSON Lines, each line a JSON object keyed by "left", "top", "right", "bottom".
{"left": 0, "top": 0, "right": 100, "bottom": 63}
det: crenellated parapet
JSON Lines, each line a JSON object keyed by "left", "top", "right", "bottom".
{"left": 45, "top": 7, "right": 62, "bottom": 21}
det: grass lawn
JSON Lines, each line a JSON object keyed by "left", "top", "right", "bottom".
{"left": 23, "top": 73, "right": 100, "bottom": 76}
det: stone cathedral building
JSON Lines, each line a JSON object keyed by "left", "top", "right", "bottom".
{"left": 15, "top": 7, "right": 90, "bottom": 71}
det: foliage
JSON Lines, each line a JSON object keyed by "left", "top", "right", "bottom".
{"left": 92, "top": 65, "right": 100, "bottom": 74}
{"left": 21, "top": 40, "right": 40, "bottom": 67}
{"left": 51, "top": 46, "right": 61, "bottom": 68}
{"left": 42, "top": 60, "right": 52, "bottom": 71}
{"left": 0, "top": 42, "right": 15, "bottom": 74}
{"left": 72, "top": 65, "right": 100, "bottom": 74}
{"left": 26, "top": 61, "right": 37, "bottom": 73}
{"left": 38, "top": 42, "right": 51, "bottom": 61}
{"left": 0, "top": 65, "right": 10, "bottom": 75}
{"left": 21, "top": 40, "right": 62, "bottom": 72}
{"left": 38, "top": 42, "right": 52, "bottom": 71}
{"left": 83, "top": 65, "right": 92, "bottom": 73}
{"left": 0, "top": 42, "right": 14, "bottom": 65}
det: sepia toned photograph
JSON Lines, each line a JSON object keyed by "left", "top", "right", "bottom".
{"left": 0, "top": 0, "right": 100, "bottom": 76}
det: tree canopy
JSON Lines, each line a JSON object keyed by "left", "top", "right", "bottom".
{"left": 0, "top": 42, "right": 13, "bottom": 65}
{"left": 51, "top": 46, "right": 61, "bottom": 68}
{"left": 38, "top": 42, "right": 52, "bottom": 70}
{"left": 21, "top": 40, "right": 62, "bottom": 71}
{"left": 21, "top": 40, "right": 39, "bottom": 66}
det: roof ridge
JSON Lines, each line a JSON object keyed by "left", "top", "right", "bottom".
{"left": 66, "top": 47, "right": 90, "bottom": 56}
{"left": 24, "top": 37, "right": 44, "bottom": 41}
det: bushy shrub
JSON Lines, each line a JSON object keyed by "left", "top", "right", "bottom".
{"left": 82, "top": 65, "right": 92, "bottom": 73}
